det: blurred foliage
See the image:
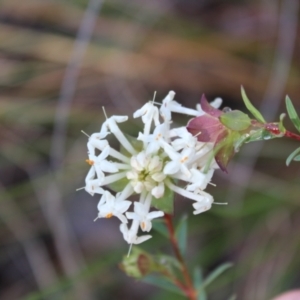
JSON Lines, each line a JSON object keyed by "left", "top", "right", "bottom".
{"left": 0, "top": 0, "right": 300, "bottom": 299}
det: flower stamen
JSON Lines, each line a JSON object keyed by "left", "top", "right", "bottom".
{"left": 86, "top": 159, "right": 94, "bottom": 165}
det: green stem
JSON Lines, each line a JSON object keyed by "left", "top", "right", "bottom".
{"left": 164, "top": 214, "right": 197, "bottom": 300}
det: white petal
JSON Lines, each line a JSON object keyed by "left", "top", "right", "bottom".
{"left": 115, "top": 200, "right": 132, "bottom": 214}
{"left": 134, "top": 202, "right": 147, "bottom": 216}
{"left": 114, "top": 212, "right": 128, "bottom": 223}
{"left": 98, "top": 145, "right": 110, "bottom": 160}
{"left": 162, "top": 142, "right": 179, "bottom": 161}
{"left": 85, "top": 167, "right": 96, "bottom": 182}
{"left": 94, "top": 167, "right": 105, "bottom": 181}
{"left": 116, "top": 183, "right": 134, "bottom": 202}
{"left": 131, "top": 157, "right": 143, "bottom": 171}
{"left": 99, "top": 160, "right": 119, "bottom": 173}
{"left": 144, "top": 180, "right": 156, "bottom": 191}
{"left": 192, "top": 201, "right": 212, "bottom": 215}
{"left": 125, "top": 212, "right": 137, "bottom": 220}
{"left": 148, "top": 156, "right": 161, "bottom": 171}
{"left": 126, "top": 170, "right": 138, "bottom": 180}
{"left": 146, "top": 142, "right": 160, "bottom": 155}
{"left": 147, "top": 211, "right": 164, "bottom": 220}
{"left": 102, "top": 172, "right": 127, "bottom": 185}
{"left": 180, "top": 164, "right": 191, "bottom": 178}
{"left": 97, "top": 193, "right": 108, "bottom": 210}
{"left": 120, "top": 223, "right": 128, "bottom": 236}
{"left": 152, "top": 183, "right": 165, "bottom": 198}
{"left": 134, "top": 235, "right": 152, "bottom": 244}
{"left": 88, "top": 139, "right": 108, "bottom": 154}
{"left": 164, "top": 161, "right": 180, "bottom": 175}
{"left": 133, "top": 182, "right": 144, "bottom": 193}
{"left": 210, "top": 97, "right": 222, "bottom": 109}
{"left": 151, "top": 172, "right": 166, "bottom": 182}
{"left": 136, "top": 152, "right": 148, "bottom": 168}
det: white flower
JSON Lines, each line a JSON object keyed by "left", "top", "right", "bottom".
{"left": 133, "top": 102, "right": 160, "bottom": 127}
{"left": 84, "top": 167, "right": 104, "bottom": 196}
{"left": 87, "top": 133, "right": 109, "bottom": 155}
{"left": 82, "top": 91, "right": 221, "bottom": 246}
{"left": 137, "top": 123, "right": 168, "bottom": 154}
{"left": 126, "top": 193, "right": 164, "bottom": 232}
{"left": 96, "top": 191, "right": 131, "bottom": 223}
{"left": 126, "top": 152, "right": 166, "bottom": 196}
{"left": 170, "top": 127, "right": 198, "bottom": 152}
{"left": 120, "top": 222, "right": 152, "bottom": 244}
{"left": 126, "top": 203, "right": 164, "bottom": 232}
{"left": 87, "top": 145, "right": 118, "bottom": 182}
{"left": 160, "top": 91, "right": 199, "bottom": 121}
{"left": 191, "top": 191, "right": 213, "bottom": 215}
{"left": 163, "top": 143, "right": 195, "bottom": 178}
{"left": 185, "top": 169, "right": 214, "bottom": 191}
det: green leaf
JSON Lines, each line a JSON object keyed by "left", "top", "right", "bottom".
{"left": 220, "top": 110, "right": 251, "bottom": 131}
{"left": 293, "top": 154, "right": 300, "bottom": 161}
{"left": 193, "top": 267, "right": 207, "bottom": 300}
{"left": 241, "top": 86, "right": 266, "bottom": 123}
{"left": 175, "top": 215, "right": 188, "bottom": 256}
{"left": 108, "top": 176, "right": 128, "bottom": 193}
{"left": 157, "top": 254, "right": 182, "bottom": 271}
{"left": 214, "top": 131, "right": 239, "bottom": 173}
{"left": 286, "top": 147, "right": 300, "bottom": 166}
{"left": 197, "top": 262, "right": 233, "bottom": 292}
{"left": 142, "top": 275, "right": 184, "bottom": 296}
{"left": 285, "top": 95, "right": 300, "bottom": 132}
{"left": 151, "top": 185, "right": 174, "bottom": 214}
{"left": 279, "top": 113, "right": 286, "bottom": 133}
{"left": 152, "top": 220, "right": 169, "bottom": 238}
{"left": 227, "top": 295, "right": 237, "bottom": 300}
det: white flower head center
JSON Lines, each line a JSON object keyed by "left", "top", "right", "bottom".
{"left": 126, "top": 151, "right": 166, "bottom": 194}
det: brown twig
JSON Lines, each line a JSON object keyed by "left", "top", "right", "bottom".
{"left": 164, "top": 214, "right": 197, "bottom": 300}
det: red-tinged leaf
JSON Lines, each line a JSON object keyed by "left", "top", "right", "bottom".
{"left": 187, "top": 115, "right": 227, "bottom": 142}
{"left": 200, "top": 94, "right": 223, "bottom": 117}
{"left": 214, "top": 131, "right": 237, "bottom": 173}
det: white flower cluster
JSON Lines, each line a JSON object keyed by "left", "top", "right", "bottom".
{"left": 84, "top": 91, "right": 222, "bottom": 245}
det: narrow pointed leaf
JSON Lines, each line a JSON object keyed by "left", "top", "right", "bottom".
{"left": 142, "top": 275, "right": 184, "bottom": 295}
{"left": 156, "top": 254, "right": 182, "bottom": 270}
{"left": 175, "top": 215, "right": 188, "bottom": 256}
{"left": 279, "top": 113, "right": 286, "bottom": 133}
{"left": 241, "top": 86, "right": 266, "bottom": 123}
{"left": 285, "top": 95, "right": 300, "bottom": 132}
{"left": 197, "top": 262, "right": 233, "bottom": 292}
{"left": 152, "top": 220, "right": 169, "bottom": 237}
{"left": 293, "top": 154, "right": 300, "bottom": 161}
{"left": 286, "top": 147, "right": 300, "bottom": 166}
{"left": 193, "top": 267, "right": 207, "bottom": 300}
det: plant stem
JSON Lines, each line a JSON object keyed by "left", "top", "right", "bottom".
{"left": 285, "top": 130, "right": 300, "bottom": 141}
{"left": 164, "top": 214, "right": 197, "bottom": 300}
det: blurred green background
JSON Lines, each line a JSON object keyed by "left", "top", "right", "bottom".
{"left": 0, "top": 0, "right": 300, "bottom": 299}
